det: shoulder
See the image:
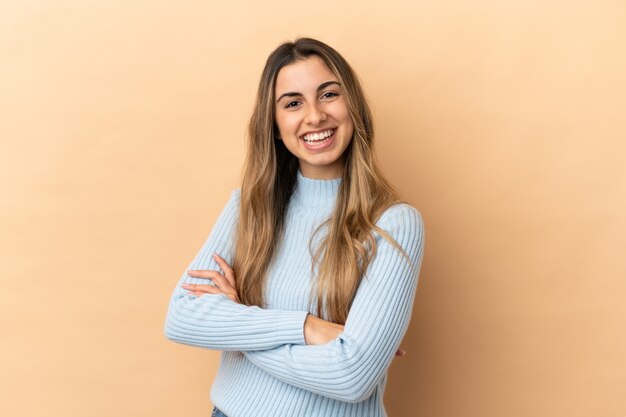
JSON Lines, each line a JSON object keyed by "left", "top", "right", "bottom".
{"left": 371, "top": 202, "right": 425, "bottom": 270}
{"left": 214, "top": 187, "right": 242, "bottom": 220}
{"left": 376, "top": 202, "right": 424, "bottom": 233}
{"left": 229, "top": 187, "right": 242, "bottom": 201}
{"left": 224, "top": 187, "right": 242, "bottom": 206}
{"left": 373, "top": 202, "right": 425, "bottom": 247}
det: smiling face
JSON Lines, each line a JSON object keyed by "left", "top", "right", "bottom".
{"left": 274, "top": 55, "right": 355, "bottom": 179}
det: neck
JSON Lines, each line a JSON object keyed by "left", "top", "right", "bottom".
{"left": 298, "top": 157, "right": 346, "bottom": 180}
{"left": 292, "top": 168, "right": 342, "bottom": 208}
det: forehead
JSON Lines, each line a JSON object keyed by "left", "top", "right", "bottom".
{"left": 275, "top": 55, "right": 338, "bottom": 93}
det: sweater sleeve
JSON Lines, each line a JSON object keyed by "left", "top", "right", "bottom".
{"left": 243, "top": 204, "right": 425, "bottom": 402}
{"left": 164, "top": 189, "right": 310, "bottom": 351}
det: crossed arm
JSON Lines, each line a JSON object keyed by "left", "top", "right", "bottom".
{"left": 164, "top": 190, "right": 310, "bottom": 351}
{"left": 183, "top": 253, "right": 350, "bottom": 347}
{"left": 164, "top": 190, "right": 424, "bottom": 402}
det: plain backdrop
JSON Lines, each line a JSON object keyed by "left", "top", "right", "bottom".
{"left": 1, "top": 1, "right": 624, "bottom": 416}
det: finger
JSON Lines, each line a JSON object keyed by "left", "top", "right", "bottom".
{"left": 190, "top": 290, "right": 225, "bottom": 297}
{"left": 185, "top": 272, "right": 238, "bottom": 300}
{"left": 182, "top": 283, "right": 221, "bottom": 294}
{"left": 187, "top": 269, "right": 222, "bottom": 280}
{"left": 225, "top": 293, "right": 242, "bottom": 304}
{"left": 206, "top": 273, "right": 232, "bottom": 291}
{"left": 187, "top": 270, "right": 229, "bottom": 289}
{"left": 213, "top": 253, "right": 236, "bottom": 289}
{"left": 186, "top": 287, "right": 239, "bottom": 303}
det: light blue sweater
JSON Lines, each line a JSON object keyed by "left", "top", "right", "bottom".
{"left": 164, "top": 169, "right": 425, "bottom": 417}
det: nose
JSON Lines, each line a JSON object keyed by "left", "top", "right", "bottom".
{"left": 304, "top": 102, "right": 327, "bottom": 125}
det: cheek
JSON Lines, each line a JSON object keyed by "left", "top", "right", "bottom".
{"left": 346, "top": 124, "right": 355, "bottom": 142}
{"left": 338, "top": 109, "right": 354, "bottom": 135}
{"left": 275, "top": 113, "right": 298, "bottom": 135}
{"left": 331, "top": 102, "right": 352, "bottom": 125}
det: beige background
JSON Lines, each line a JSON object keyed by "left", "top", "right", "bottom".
{"left": 1, "top": 0, "right": 625, "bottom": 416}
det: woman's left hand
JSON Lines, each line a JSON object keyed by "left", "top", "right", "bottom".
{"left": 182, "top": 253, "right": 241, "bottom": 304}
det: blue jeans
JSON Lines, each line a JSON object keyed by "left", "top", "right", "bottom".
{"left": 211, "top": 406, "right": 228, "bottom": 417}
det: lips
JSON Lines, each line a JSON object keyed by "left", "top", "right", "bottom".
{"left": 300, "top": 128, "right": 336, "bottom": 150}
{"left": 301, "top": 128, "right": 335, "bottom": 142}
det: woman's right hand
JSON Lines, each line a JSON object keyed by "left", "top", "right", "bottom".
{"left": 303, "top": 314, "right": 406, "bottom": 357}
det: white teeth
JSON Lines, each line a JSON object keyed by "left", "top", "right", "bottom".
{"left": 303, "top": 129, "right": 334, "bottom": 142}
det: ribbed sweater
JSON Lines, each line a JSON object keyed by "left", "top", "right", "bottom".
{"left": 164, "top": 169, "right": 425, "bottom": 417}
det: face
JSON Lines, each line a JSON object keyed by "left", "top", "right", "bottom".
{"left": 274, "top": 55, "right": 354, "bottom": 179}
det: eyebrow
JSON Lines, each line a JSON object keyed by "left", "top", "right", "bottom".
{"left": 276, "top": 81, "right": 341, "bottom": 103}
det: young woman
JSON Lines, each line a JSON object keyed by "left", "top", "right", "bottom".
{"left": 165, "top": 37, "right": 425, "bottom": 417}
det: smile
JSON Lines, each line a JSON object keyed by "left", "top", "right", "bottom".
{"left": 302, "top": 128, "right": 335, "bottom": 143}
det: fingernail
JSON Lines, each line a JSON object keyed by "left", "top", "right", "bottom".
{"left": 213, "top": 253, "right": 219, "bottom": 259}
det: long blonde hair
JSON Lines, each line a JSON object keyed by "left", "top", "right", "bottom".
{"left": 233, "top": 37, "right": 411, "bottom": 324}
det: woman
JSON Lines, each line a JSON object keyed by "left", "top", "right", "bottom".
{"left": 165, "top": 37, "right": 425, "bottom": 417}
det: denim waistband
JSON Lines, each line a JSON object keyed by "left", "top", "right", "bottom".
{"left": 211, "top": 406, "right": 228, "bottom": 417}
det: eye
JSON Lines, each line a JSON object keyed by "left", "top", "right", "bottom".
{"left": 321, "top": 91, "right": 339, "bottom": 99}
{"left": 285, "top": 100, "right": 300, "bottom": 109}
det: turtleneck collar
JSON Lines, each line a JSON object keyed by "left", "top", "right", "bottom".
{"left": 291, "top": 168, "right": 342, "bottom": 208}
